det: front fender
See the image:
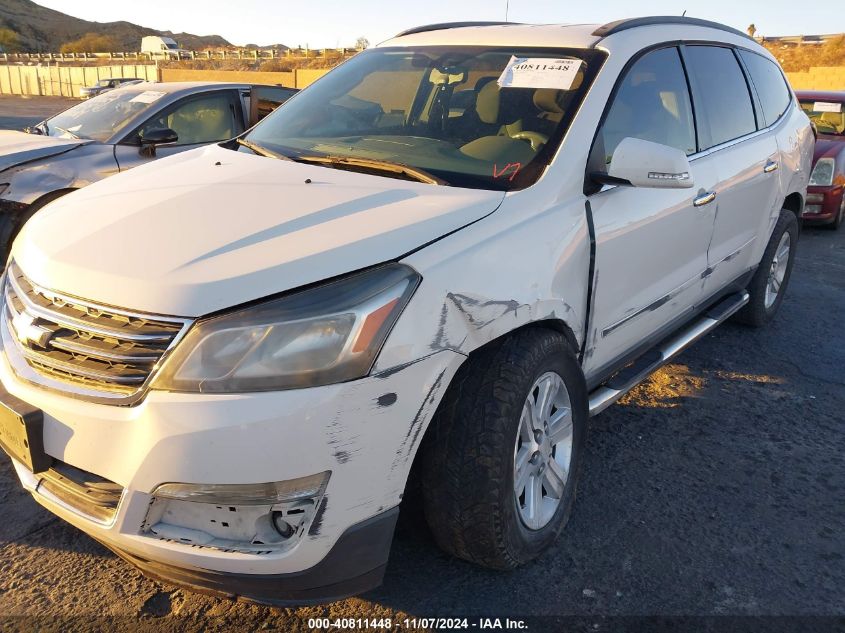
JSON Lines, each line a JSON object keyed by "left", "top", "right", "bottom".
{"left": 373, "top": 192, "right": 591, "bottom": 373}
{"left": 1, "top": 144, "right": 118, "bottom": 205}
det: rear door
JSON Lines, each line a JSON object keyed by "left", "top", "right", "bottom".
{"left": 114, "top": 89, "right": 245, "bottom": 171}
{"left": 585, "top": 46, "right": 719, "bottom": 378}
{"left": 683, "top": 45, "right": 783, "bottom": 294}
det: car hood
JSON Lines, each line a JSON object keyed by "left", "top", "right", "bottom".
{"left": 0, "top": 130, "right": 89, "bottom": 173}
{"left": 15, "top": 144, "right": 504, "bottom": 316}
{"left": 813, "top": 136, "right": 844, "bottom": 162}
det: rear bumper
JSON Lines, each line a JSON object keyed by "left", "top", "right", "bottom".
{"left": 98, "top": 507, "right": 400, "bottom": 606}
{"left": 804, "top": 186, "right": 842, "bottom": 223}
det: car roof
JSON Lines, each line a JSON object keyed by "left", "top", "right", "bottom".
{"left": 795, "top": 90, "right": 845, "bottom": 101}
{"left": 381, "top": 23, "right": 604, "bottom": 49}
{"left": 108, "top": 81, "right": 255, "bottom": 95}
{"left": 380, "top": 17, "right": 766, "bottom": 57}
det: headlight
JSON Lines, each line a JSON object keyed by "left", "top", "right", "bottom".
{"left": 152, "top": 264, "right": 420, "bottom": 393}
{"left": 809, "top": 158, "right": 835, "bottom": 186}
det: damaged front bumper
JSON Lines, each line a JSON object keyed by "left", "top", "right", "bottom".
{"left": 0, "top": 347, "right": 463, "bottom": 604}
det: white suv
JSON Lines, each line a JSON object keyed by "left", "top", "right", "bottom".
{"left": 0, "top": 17, "right": 812, "bottom": 604}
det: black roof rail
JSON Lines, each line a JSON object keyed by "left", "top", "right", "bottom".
{"left": 592, "top": 16, "right": 752, "bottom": 41}
{"left": 395, "top": 22, "right": 522, "bottom": 38}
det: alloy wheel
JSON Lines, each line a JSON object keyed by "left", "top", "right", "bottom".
{"left": 513, "top": 371, "right": 573, "bottom": 530}
{"left": 765, "top": 232, "right": 791, "bottom": 309}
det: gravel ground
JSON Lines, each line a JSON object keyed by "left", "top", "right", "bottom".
{"left": 0, "top": 97, "right": 843, "bottom": 632}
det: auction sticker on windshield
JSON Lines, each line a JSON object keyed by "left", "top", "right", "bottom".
{"left": 497, "top": 56, "right": 582, "bottom": 90}
{"left": 813, "top": 101, "right": 842, "bottom": 113}
{"left": 130, "top": 91, "right": 166, "bottom": 104}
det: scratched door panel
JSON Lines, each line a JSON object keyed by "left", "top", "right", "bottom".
{"left": 583, "top": 154, "right": 719, "bottom": 377}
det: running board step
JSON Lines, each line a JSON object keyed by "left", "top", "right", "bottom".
{"left": 588, "top": 291, "right": 749, "bottom": 417}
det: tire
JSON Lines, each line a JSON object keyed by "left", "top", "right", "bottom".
{"left": 420, "top": 328, "right": 588, "bottom": 570}
{"left": 734, "top": 208, "right": 799, "bottom": 327}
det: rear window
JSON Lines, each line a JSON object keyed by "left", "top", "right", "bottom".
{"left": 685, "top": 46, "right": 757, "bottom": 149}
{"left": 739, "top": 50, "right": 792, "bottom": 127}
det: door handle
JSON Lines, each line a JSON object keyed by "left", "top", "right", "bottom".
{"left": 693, "top": 191, "right": 717, "bottom": 207}
{"left": 764, "top": 160, "right": 779, "bottom": 173}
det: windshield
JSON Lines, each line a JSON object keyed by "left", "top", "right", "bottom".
{"left": 242, "top": 46, "right": 604, "bottom": 190}
{"left": 43, "top": 88, "right": 165, "bottom": 142}
{"left": 800, "top": 99, "right": 845, "bottom": 136}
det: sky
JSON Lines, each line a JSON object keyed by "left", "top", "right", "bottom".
{"left": 36, "top": 0, "right": 844, "bottom": 49}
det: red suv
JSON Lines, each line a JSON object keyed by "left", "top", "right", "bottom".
{"left": 797, "top": 90, "right": 845, "bottom": 229}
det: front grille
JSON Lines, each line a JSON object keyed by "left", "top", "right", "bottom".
{"left": 2, "top": 261, "right": 191, "bottom": 403}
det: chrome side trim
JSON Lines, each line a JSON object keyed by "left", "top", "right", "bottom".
{"left": 701, "top": 236, "right": 756, "bottom": 279}
{"left": 602, "top": 236, "right": 756, "bottom": 338}
{"left": 601, "top": 274, "right": 702, "bottom": 338}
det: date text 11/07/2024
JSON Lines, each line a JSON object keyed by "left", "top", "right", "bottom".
{"left": 306, "top": 617, "right": 529, "bottom": 630}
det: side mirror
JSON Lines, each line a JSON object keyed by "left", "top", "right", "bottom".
{"left": 139, "top": 127, "right": 178, "bottom": 156}
{"left": 595, "top": 137, "right": 694, "bottom": 189}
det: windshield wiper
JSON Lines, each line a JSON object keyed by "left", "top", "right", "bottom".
{"left": 292, "top": 155, "right": 447, "bottom": 185}
{"left": 236, "top": 138, "right": 291, "bottom": 161}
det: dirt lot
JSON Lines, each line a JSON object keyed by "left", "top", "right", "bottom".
{"left": 0, "top": 96, "right": 843, "bottom": 631}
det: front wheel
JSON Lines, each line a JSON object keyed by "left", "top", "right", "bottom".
{"left": 420, "top": 329, "right": 588, "bottom": 569}
{"left": 734, "top": 209, "right": 799, "bottom": 327}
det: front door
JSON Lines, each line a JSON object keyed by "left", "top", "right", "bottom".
{"left": 114, "top": 90, "right": 244, "bottom": 171}
{"left": 584, "top": 46, "right": 717, "bottom": 379}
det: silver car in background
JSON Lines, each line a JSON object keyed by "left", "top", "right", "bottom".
{"left": 0, "top": 81, "right": 297, "bottom": 260}
{"left": 79, "top": 77, "right": 143, "bottom": 99}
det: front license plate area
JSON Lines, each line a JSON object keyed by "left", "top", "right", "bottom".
{"left": 0, "top": 386, "right": 50, "bottom": 473}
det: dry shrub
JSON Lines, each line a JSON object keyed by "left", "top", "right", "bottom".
{"left": 763, "top": 35, "right": 845, "bottom": 72}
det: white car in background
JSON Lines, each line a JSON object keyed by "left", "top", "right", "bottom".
{"left": 0, "top": 17, "right": 811, "bottom": 605}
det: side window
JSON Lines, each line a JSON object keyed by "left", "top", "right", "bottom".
{"left": 738, "top": 50, "right": 792, "bottom": 127}
{"left": 597, "top": 47, "right": 696, "bottom": 165}
{"left": 684, "top": 46, "right": 757, "bottom": 148}
{"left": 138, "top": 92, "right": 242, "bottom": 145}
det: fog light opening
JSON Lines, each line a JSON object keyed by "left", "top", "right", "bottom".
{"left": 271, "top": 511, "right": 295, "bottom": 539}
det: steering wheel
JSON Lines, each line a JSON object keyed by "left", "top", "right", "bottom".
{"left": 510, "top": 131, "right": 549, "bottom": 151}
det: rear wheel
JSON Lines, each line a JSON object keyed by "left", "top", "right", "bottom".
{"left": 420, "top": 328, "right": 588, "bottom": 569}
{"left": 734, "top": 209, "right": 798, "bottom": 327}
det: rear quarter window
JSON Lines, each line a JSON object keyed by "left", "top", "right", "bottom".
{"left": 738, "top": 50, "right": 792, "bottom": 127}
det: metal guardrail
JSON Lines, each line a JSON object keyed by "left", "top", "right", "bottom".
{"left": 1, "top": 48, "right": 361, "bottom": 63}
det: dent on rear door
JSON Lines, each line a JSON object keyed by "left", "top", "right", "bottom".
{"left": 702, "top": 133, "right": 781, "bottom": 296}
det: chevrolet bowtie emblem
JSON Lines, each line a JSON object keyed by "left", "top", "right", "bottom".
{"left": 12, "top": 312, "right": 53, "bottom": 348}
